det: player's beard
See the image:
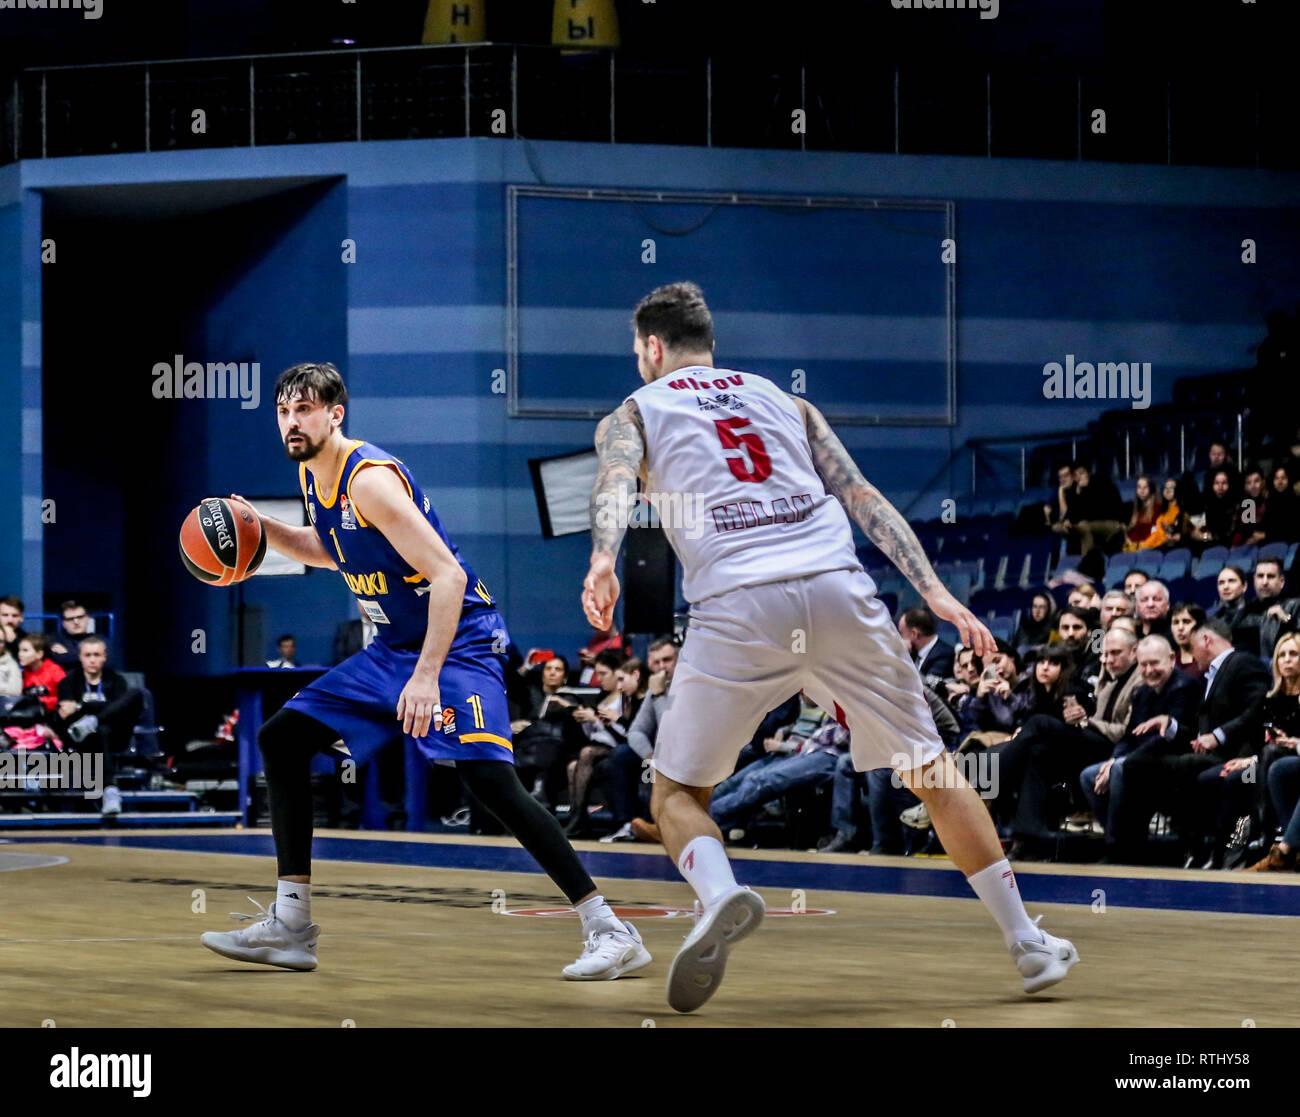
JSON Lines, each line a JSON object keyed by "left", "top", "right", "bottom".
{"left": 284, "top": 430, "right": 324, "bottom": 461}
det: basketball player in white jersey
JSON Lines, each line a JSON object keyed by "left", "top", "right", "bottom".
{"left": 582, "top": 282, "right": 1078, "bottom": 1013}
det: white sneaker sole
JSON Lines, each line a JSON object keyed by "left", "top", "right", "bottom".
{"left": 200, "top": 933, "right": 319, "bottom": 972}
{"left": 1019, "top": 939, "right": 1079, "bottom": 994}
{"left": 666, "top": 889, "right": 765, "bottom": 1013}
{"left": 562, "top": 942, "right": 653, "bottom": 981}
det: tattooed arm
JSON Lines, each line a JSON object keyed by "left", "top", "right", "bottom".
{"left": 582, "top": 400, "right": 646, "bottom": 629}
{"left": 795, "top": 396, "right": 994, "bottom": 657}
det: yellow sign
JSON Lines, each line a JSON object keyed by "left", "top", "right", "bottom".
{"left": 551, "top": 0, "right": 619, "bottom": 48}
{"left": 423, "top": 0, "right": 486, "bottom": 44}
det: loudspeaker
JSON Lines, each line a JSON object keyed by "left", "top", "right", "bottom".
{"left": 623, "top": 524, "right": 676, "bottom": 636}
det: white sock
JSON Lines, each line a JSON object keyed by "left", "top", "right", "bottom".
{"left": 966, "top": 859, "right": 1041, "bottom": 948}
{"left": 678, "top": 836, "right": 738, "bottom": 908}
{"left": 574, "top": 894, "right": 619, "bottom": 935}
{"left": 276, "top": 880, "right": 311, "bottom": 930}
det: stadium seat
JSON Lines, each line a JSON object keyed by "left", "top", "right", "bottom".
{"left": 1158, "top": 548, "right": 1192, "bottom": 581}
{"left": 1257, "top": 541, "right": 1288, "bottom": 564}
{"left": 1053, "top": 553, "right": 1082, "bottom": 578}
{"left": 1226, "top": 545, "right": 1257, "bottom": 570}
{"left": 1132, "top": 550, "right": 1163, "bottom": 574}
{"left": 986, "top": 613, "right": 1018, "bottom": 643}
{"left": 1108, "top": 552, "right": 1138, "bottom": 575}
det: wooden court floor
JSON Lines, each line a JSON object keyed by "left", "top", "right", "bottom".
{"left": 2, "top": 829, "right": 1298, "bottom": 1028}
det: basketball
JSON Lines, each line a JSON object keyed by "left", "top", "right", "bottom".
{"left": 179, "top": 496, "right": 267, "bottom": 586}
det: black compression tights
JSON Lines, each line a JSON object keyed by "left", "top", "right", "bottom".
{"left": 258, "top": 708, "right": 597, "bottom": 904}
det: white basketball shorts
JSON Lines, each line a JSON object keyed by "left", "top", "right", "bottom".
{"left": 652, "top": 568, "right": 945, "bottom": 788}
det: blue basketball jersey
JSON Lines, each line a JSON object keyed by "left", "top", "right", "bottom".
{"left": 299, "top": 440, "right": 496, "bottom": 649}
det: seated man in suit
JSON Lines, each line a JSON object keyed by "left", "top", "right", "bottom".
{"left": 1003, "top": 626, "right": 1146, "bottom": 857}
{"left": 1114, "top": 617, "right": 1270, "bottom": 865}
{"left": 1081, "top": 635, "right": 1201, "bottom": 851}
{"left": 55, "top": 636, "right": 145, "bottom": 817}
{"left": 897, "top": 607, "right": 954, "bottom": 687}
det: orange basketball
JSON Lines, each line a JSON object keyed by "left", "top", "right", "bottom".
{"left": 179, "top": 497, "right": 267, "bottom": 586}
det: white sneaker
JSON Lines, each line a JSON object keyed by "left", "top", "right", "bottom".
{"left": 1011, "top": 916, "right": 1079, "bottom": 994}
{"left": 101, "top": 787, "right": 122, "bottom": 816}
{"left": 666, "top": 886, "right": 765, "bottom": 1013}
{"left": 563, "top": 920, "right": 652, "bottom": 980}
{"left": 900, "top": 803, "right": 931, "bottom": 830}
{"left": 599, "top": 822, "right": 635, "bottom": 843}
{"left": 200, "top": 898, "right": 319, "bottom": 971}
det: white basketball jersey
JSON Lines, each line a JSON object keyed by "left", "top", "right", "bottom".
{"left": 628, "top": 367, "right": 866, "bottom": 604}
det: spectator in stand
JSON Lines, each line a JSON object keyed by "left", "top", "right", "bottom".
{"left": 958, "top": 647, "right": 1023, "bottom": 745}
{"left": 1123, "top": 476, "right": 1162, "bottom": 551}
{"left": 1, "top": 595, "right": 27, "bottom": 660}
{"left": 982, "top": 645, "right": 1091, "bottom": 826}
{"left": 1243, "top": 632, "right": 1300, "bottom": 871}
{"left": 732, "top": 693, "right": 803, "bottom": 772}
{"left": 1067, "top": 582, "right": 1101, "bottom": 612}
{"left": 511, "top": 654, "right": 582, "bottom": 809}
{"left": 1011, "top": 592, "right": 1055, "bottom": 652}
{"left": 1081, "top": 635, "right": 1201, "bottom": 854}
{"left": 564, "top": 648, "right": 626, "bottom": 835}
{"left": 566, "top": 656, "right": 647, "bottom": 838}
{"left": 1210, "top": 566, "right": 1250, "bottom": 629}
{"left": 897, "top": 606, "right": 954, "bottom": 686}
{"left": 1138, "top": 478, "right": 1185, "bottom": 550}
{"left": 708, "top": 693, "right": 832, "bottom": 841}
{"left": 1169, "top": 602, "right": 1208, "bottom": 677}
{"left": 574, "top": 622, "right": 625, "bottom": 685}
{"left": 0, "top": 640, "right": 20, "bottom": 696}
{"left": 1200, "top": 442, "right": 1240, "bottom": 507}
{"left": 1231, "top": 467, "right": 1269, "bottom": 548}
{"left": 54, "top": 636, "right": 144, "bottom": 817}
{"left": 1046, "top": 463, "right": 1077, "bottom": 534}
{"left": 1123, "top": 568, "right": 1149, "bottom": 598}
{"left": 1099, "top": 590, "right": 1133, "bottom": 629}
{"left": 17, "top": 633, "right": 65, "bottom": 713}
{"left": 1002, "top": 627, "right": 1143, "bottom": 857}
{"left": 1268, "top": 463, "right": 1300, "bottom": 544}
{"left": 48, "top": 599, "right": 94, "bottom": 670}
{"left": 266, "top": 634, "right": 298, "bottom": 669}
{"left": 939, "top": 645, "right": 983, "bottom": 715}
{"left": 1190, "top": 469, "right": 1236, "bottom": 548}
{"left": 1135, "top": 580, "right": 1173, "bottom": 643}
{"left": 611, "top": 637, "right": 679, "bottom": 843}
{"left": 1055, "top": 607, "right": 1101, "bottom": 680}
{"left": 1064, "top": 463, "right": 1126, "bottom": 557}
{"left": 1233, "top": 558, "right": 1300, "bottom": 659}
{"left": 1119, "top": 617, "right": 1270, "bottom": 867}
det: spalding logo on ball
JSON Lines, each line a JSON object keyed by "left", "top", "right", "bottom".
{"left": 179, "top": 497, "right": 267, "bottom": 586}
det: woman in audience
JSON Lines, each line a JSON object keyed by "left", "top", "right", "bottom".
{"left": 511, "top": 655, "right": 581, "bottom": 809}
{"left": 1243, "top": 632, "right": 1300, "bottom": 871}
{"left": 1123, "top": 475, "right": 1162, "bottom": 550}
{"left": 16, "top": 633, "right": 65, "bottom": 713}
{"left": 1138, "top": 477, "right": 1184, "bottom": 549}
{"left": 958, "top": 647, "right": 1024, "bottom": 745}
{"left": 1067, "top": 582, "right": 1100, "bottom": 611}
{"left": 1209, "top": 565, "right": 1250, "bottom": 628}
{"left": 1268, "top": 463, "right": 1300, "bottom": 543}
{"left": 1168, "top": 602, "right": 1208, "bottom": 677}
{"left": 1190, "top": 469, "right": 1236, "bottom": 547}
{"left": 1011, "top": 591, "right": 1055, "bottom": 652}
{"left": 564, "top": 649, "right": 627, "bottom": 836}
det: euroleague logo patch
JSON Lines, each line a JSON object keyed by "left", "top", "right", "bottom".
{"left": 504, "top": 905, "right": 835, "bottom": 919}
{"left": 440, "top": 706, "right": 457, "bottom": 735}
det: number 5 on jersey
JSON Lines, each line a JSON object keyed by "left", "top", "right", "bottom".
{"left": 713, "top": 417, "right": 772, "bottom": 483}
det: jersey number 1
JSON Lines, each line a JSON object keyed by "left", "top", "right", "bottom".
{"left": 713, "top": 417, "right": 772, "bottom": 483}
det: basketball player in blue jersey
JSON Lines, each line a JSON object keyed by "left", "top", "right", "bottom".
{"left": 201, "top": 362, "right": 650, "bottom": 981}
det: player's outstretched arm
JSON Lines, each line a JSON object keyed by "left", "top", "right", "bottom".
{"left": 583, "top": 400, "right": 646, "bottom": 629}
{"left": 795, "top": 398, "right": 994, "bottom": 657}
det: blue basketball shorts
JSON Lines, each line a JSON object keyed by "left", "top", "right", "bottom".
{"left": 282, "top": 608, "right": 514, "bottom": 768}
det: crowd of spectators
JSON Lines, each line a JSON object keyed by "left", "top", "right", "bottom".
{"left": 0, "top": 595, "right": 143, "bottom": 816}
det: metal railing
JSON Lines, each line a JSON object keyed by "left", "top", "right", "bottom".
{"left": 1, "top": 43, "right": 1286, "bottom": 168}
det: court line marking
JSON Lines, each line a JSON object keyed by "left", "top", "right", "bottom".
{"left": 0, "top": 854, "right": 68, "bottom": 872}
